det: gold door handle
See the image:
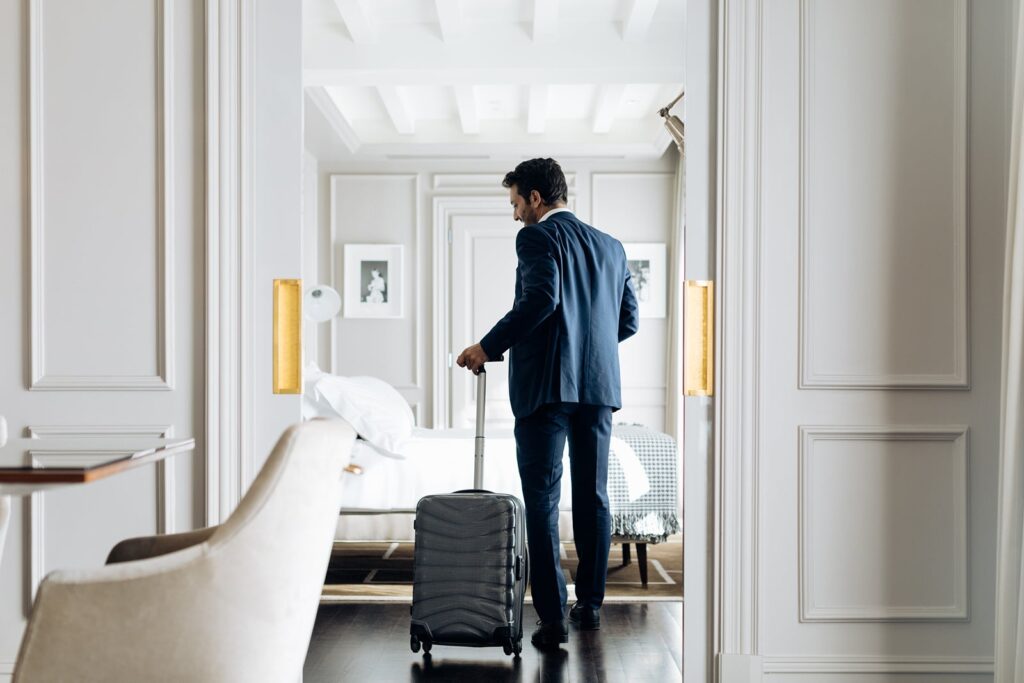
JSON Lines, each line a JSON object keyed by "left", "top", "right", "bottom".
{"left": 684, "top": 280, "right": 714, "bottom": 396}
{"left": 273, "top": 279, "right": 302, "bottom": 394}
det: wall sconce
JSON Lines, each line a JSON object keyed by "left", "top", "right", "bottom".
{"left": 659, "top": 90, "right": 685, "bottom": 153}
{"left": 304, "top": 285, "right": 341, "bottom": 323}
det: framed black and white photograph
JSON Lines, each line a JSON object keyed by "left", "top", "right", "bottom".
{"left": 623, "top": 242, "right": 667, "bottom": 318}
{"left": 343, "top": 244, "right": 403, "bottom": 318}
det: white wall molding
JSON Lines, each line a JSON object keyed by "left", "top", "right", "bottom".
{"left": 26, "top": 425, "right": 176, "bottom": 603}
{"left": 716, "top": 0, "right": 764, "bottom": 658}
{"left": 798, "top": 0, "right": 969, "bottom": 390}
{"left": 762, "top": 655, "right": 994, "bottom": 674}
{"left": 720, "top": 653, "right": 763, "bottom": 683}
{"left": 432, "top": 195, "right": 509, "bottom": 427}
{"left": 27, "top": 424, "right": 173, "bottom": 439}
{"left": 798, "top": 425, "right": 969, "bottom": 622}
{"left": 29, "top": 0, "right": 175, "bottom": 391}
{"left": 205, "top": 0, "right": 255, "bottom": 524}
{"left": 414, "top": 175, "right": 425, "bottom": 403}
{"left": 591, "top": 171, "right": 674, "bottom": 181}
{"left": 433, "top": 172, "right": 577, "bottom": 192}
{"left": 430, "top": 191, "right": 577, "bottom": 428}
{"left": 29, "top": 375, "right": 174, "bottom": 391}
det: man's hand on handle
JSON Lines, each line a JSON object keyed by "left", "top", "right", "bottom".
{"left": 457, "top": 344, "right": 490, "bottom": 374}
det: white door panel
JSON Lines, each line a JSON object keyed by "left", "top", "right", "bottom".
{"left": 250, "top": 0, "right": 304, "bottom": 477}
{"left": 451, "top": 214, "right": 517, "bottom": 429}
{"left": 718, "top": 0, "right": 1011, "bottom": 673}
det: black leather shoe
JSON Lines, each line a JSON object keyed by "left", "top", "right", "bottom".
{"left": 568, "top": 602, "right": 600, "bottom": 630}
{"left": 531, "top": 619, "right": 569, "bottom": 650}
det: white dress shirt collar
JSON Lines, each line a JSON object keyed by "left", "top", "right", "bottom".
{"left": 539, "top": 207, "right": 573, "bottom": 223}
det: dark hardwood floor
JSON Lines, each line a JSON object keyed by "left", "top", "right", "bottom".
{"left": 304, "top": 602, "right": 682, "bottom": 682}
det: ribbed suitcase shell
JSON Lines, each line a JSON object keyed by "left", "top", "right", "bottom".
{"left": 410, "top": 491, "right": 527, "bottom": 651}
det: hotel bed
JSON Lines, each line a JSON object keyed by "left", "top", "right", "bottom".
{"left": 336, "top": 424, "right": 680, "bottom": 545}
{"left": 304, "top": 368, "right": 680, "bottom": 583}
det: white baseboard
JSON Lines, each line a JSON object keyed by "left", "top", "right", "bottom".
{"left": 720, "top": 654, "right": 764, "bottom": 683}
{"left": 761, "top": 656, "right": 994, "bottom": 674}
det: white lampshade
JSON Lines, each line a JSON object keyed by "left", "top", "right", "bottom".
{"left": 304, "top": 285, "right": 341, "bottom": 323}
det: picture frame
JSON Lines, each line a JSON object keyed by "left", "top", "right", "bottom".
{"left": 623, "top": 242, "right": 667, "bottom": 319}
{"left": 343, "top": 244, "right": 404, "bottom": 318}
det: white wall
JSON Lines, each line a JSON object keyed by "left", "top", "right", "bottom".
{"left": 0, "top": 0, "right": 206, "bottom": 672}
{"left": 307, "top": 154, "right": 680, "bottom": 431}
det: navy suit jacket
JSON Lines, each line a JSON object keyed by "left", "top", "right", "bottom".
{"left": 480, "top": 211, "right": 640, "bottom": 419}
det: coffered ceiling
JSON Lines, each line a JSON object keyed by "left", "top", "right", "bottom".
{"left": 303, "top": 0, "right": 686, "bottom": 159}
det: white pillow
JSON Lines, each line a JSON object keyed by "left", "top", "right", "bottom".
{"left": 308, "top": 372, "right": 414, "bottom": 458}
{"left": 302, "top": 363, "right": 333, "bottom": 420}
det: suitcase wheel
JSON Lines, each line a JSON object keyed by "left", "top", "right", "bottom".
{"left": 503, "top": 638, "right": 522, "bottom": 657}
{"left": 422, "top": 640, "right": 432, "bottom": 654}
{"left": 410, "top": 635, "right": 420, "bottom": 653}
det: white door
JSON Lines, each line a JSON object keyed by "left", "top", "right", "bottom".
{"left": 717, "top": 0, "right": 1012, "bottom": 677}
{"left": 249, "top": 0, "right": 304, "bottom": 477}
{"left": 0, "top": 0, "right": 206, "bottom": 669}
{"left": 450, "top": 211, "right": 518, "bottom": 429}
{"left": 205, "top": 0, "right": 305, "bottom": 516}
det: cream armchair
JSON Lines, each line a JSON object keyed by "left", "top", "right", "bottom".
{"left": 13, "top": 419, "right": 356, "bottom": 683}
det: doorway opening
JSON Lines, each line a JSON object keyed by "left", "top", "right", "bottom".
{"left": 296, "top": 1, "right": 701, "bottom": 679}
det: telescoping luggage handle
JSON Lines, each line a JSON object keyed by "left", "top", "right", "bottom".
{"left": 472, "top": 356, "right": 503, "bottom": 490}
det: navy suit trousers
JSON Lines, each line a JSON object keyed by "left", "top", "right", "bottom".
{"left": 514, "top": 402, "right": 612, "bottom": 624}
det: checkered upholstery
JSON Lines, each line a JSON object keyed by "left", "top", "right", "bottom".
{"left": 608, "top": 424, "right": 681, "bottom": 543}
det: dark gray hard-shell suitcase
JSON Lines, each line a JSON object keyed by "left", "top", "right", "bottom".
{"left": 410, "top": 361, "right": 529, "bottom": 657}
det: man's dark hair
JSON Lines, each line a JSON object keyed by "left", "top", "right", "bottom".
{"left": 502, "top": 158, "right": 568, "bottom": 205}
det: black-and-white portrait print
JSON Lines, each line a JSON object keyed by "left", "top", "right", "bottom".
{"left": 344, "top": 243, "right": 404, "bottom": 318}
{"left": 360, "top": 260, "right": 388, "bottom": 304}
{"left": 622, "top": 243, "right": 665, "bottom": 318}
{"left": 627, "top": 259, "right": 651, "bottom": 302}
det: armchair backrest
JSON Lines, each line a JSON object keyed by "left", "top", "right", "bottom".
{"left": 13, "top": 418, "right": 355, "bottom": 683}
{"left": 202, "top": 418, "right": 357, "bottom": 669}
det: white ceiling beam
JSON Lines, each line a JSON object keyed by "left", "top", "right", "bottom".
{"left": 593, "top": 84, "right": 626, "bottom": 133}
{"left": 453, "top": 85, "right": 479, "bottom": 134}
{"left": 532, "top": 0, "right": 559, "bottom": 42}
{"left": 353, "top": 140, "right": 669, "bottom": 160}
{"left": 307, "top": 66, "right": 680, "bottom": 86}
{"left": 623, "top": 0, "right": 660, "bottom": 42}
{"left": 307, "top": 87, "right": 361, "bottom": 153}
{"left": 304, "top": 21, "right": 684, "bottom": 85}
{"left": 527, "top": 85, "right": 548, "bottom": 134}
{"left": 376, "top": 86, "right": 415, "bottom": 134}
{"left": 333, "top": 0, "right": 377, "bottom": 43}
{"left": 435, "top": 0, "right": 463, "bottom": 43}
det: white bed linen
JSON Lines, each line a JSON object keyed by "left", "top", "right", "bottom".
{"left": 335, "top": 426, "right": 650, "bottom": 541}
{"left": 338, "top": 427, "right": 564, "bottom": 512}
{"left": 336, "top": 427, "right": 540, "bottom": 540}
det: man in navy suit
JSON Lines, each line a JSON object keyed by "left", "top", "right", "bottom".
{"left": 457, "top": 158, "right": 639, "bottom": 650}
